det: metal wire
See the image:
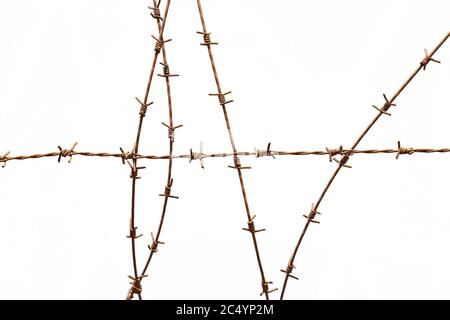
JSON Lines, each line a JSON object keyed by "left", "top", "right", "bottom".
{"left": 279, "top": 32, "right": 450, "bottom": 300}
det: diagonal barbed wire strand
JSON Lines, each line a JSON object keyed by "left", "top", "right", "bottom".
{"left": 194, "top": 0, "right": 277, "bottom": 300}
{"left": 279, "top": 32, "right": 450, "bottom": 300}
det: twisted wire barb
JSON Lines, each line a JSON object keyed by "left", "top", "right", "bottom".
{"left": 195, "top": 0, "right": 276, "bottom": 300}
{"left": 279, "top": 32, "right": 450, "bottom": 300}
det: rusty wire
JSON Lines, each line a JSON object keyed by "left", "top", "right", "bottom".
{"left": 279, "top": 32, "right": 450, "bottom": 300}
{"left": 2, "top": 145, "right": 450, "bottom": 165}
{"left": 122, "top": 0, "right": 173, "bottom": 301}
{"left": 1, "top": 1, "right": 449, "bottom": 301}
{"left": 132, "top": 0, "right": 182, "bottom": 299}
{"left": 194, "top": 0, "right": 277, "bottom": 300}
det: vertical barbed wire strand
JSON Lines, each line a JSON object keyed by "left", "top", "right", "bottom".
{"left": 125, "top": 0, "right": 172, "bottom": 301}
{"left": 195, "top": 0, "right": 276, "bottom": 300}
{"left": 280, "top": 32, "right": 450, "bottom": 300}
{"left": 134, "top": 0, "right": 181, "bottom": 298}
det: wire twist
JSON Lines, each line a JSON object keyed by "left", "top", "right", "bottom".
{"left": 228, "top": 156, "right": 251, "bottom": 170}
{"left": 148, "top": 232, "right": 165, "bottom": 253}
{"left": 189, "top": 142, "right": 205, "bottom": 168}
{"left": 0, "top": 151, "right": 10, "bottom": 168}
{"left": 260, "top": 281, "right": 278, "bottom": 297}
{"left": 157, "top": 62, "right": 179, "bottom": 78}
{"left": 196, "top": 31, "right": 219, "bottom": 46}
{"left": 149, "top": 5, "right": 163, "bottom": 21}
{"left": 325, "top": 145, "right": 343, "bottom": 162}
{"left": 126, "top": 274, "right": 147, "bottom": 300}
{"left": 152, "top": 35, "right": 172, "bottom": 54}
{"left": 333, "top": 153, "right": 352, "bottom": 168}
{"left": 396, "top": 141, "right": 414, "bottom": 159}
{"left": 135, "top": 97, "right": 153, "bottom": 117}
{"left": 421, "top": 48, "right": 441, "bottom": 70}
{"left": 159, "top": 178, "right": 179, "bottom": 199}
{"left": 302, "top": 203, "right": 321, "bottom": 224}
{"left": 127, "top": 219, "right": 143, "bottom": 240}
{"left": 57, "top": 142, "right": 77, "bottom": 163}
{"left": 242, "top": 215, "right": 266, "bottom": 234}
{"left": 119, "top": 147, "right": 132, "bottom": 165}
{"left": 161, "top": 122, "right": 183, "bottom": 143}
{"left": 209, "top": 91, "right": 233, "bottom": 106}
{"left": 129, "top": 164, "right": 146, "bottom": 180}
{"left": 281, "top": 259, "right": 299, "bottom": 280}
{"left": 255, "top": 142, "right": 276, "bottom": 159}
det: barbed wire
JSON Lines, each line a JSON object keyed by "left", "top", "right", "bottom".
{"left": 194, "top": 0, "right": 277, "bottom": 299}
{"left": 123, "top": 0, "right": 172, "bottom": 301}
{"left": 2, "top": 145, "right": 450, "bottom": 167}
{"left": 133, "top": 0, "right": 181, "bottom": 300}
{"left": 1, "top": 1, "right": 449, "bottom": 301}
{"left": 279, "top": 31, "right": 450, "bottom": 299}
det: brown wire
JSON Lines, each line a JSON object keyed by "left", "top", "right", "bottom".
{"left": 194, "top": 0, "right": 277, "bottom": 300}
{"left": 124, "top": 0, "right": 172, "bottom": 301}
{"left": 133, "top": 0, "right": 179, "bottom": 298}
{"left": 2, "top": 146, "right": 450, "bottom": 164}
{"left": 279, "top": 32, "right": 450, "bottom": 300}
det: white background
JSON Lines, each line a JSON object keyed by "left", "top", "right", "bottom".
{"left": 0, "top": 0, "right": 449, "bottom": 299}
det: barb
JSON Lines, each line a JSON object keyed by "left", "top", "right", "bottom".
{"left": 148, "top": 4, "right": 163, "bottom": 21}
{"left": 421, "top": 48, "right": 441, "bottom": 70}
{"left": 189, "top": 141, "right": 205, "bottom": 169}
{"left": 152, "top": 35, "right": 172, "bottom": 54}
{"left": 148, "top": 232, "right": 165, "bottom": 253}
{"left": 209, "top": 91, "right": 233, "bottom": 106}
{"left": 157, "top": 62, "right": 179, "bottom": 78}
{"left": 195, "top": 0, "right": 275, "bottom": 300}
{"left": 302, "top": 203, "right": 322, "bottom": 224}
{"left": 161, "top": 122, "right": 183, "bottom": 143}
{"left": 135, "top": 97, "right": 153, "bottom": 117}
{"left": 255, "top": 142, "right": 276, "bottom": 159}
{"left": 126, "top": 274, "right": 148, "bottom": 300}
{"left": 0, "top": 151, "right": 10, "bottom": 168}
{"left": 196, "top": 31, "right": 219, "bottom": 46}
{"left": 280, "top": 258, "right": 299, "bottom": 281}
{"left": 396, "top": 141, "right": 414, "bottom": 159}
{"left": 280, "top": 32, "right": 450, "bottom": 300}
{"left": 57, "top": 142, "right": 77, "bottom": 163}
{"left": 243, "top": 215, "right": 266, "bottom": 234}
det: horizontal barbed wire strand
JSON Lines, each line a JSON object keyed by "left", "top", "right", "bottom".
{"left": 2, "top": 146, "right": 450, "bottom": 164}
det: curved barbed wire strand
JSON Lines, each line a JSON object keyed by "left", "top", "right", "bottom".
{"left": 124, "top": 0, "right": 173, "bottom": 301}
{"left": 131, "top": 0, "right": 181, "bottom": 299}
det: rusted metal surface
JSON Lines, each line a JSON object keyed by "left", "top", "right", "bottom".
{"left": 279, "top": 32, "right": 450, "bottom": 300}
{"left": 195, "top": 0, "right": 276, "bottom": 300}
{"left": 3, "top": 145, "right": 450, "bottom": 165}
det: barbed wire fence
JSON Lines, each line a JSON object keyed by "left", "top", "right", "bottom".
{"left": 1, "top": 0, "right": 449, "bottom": 300}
